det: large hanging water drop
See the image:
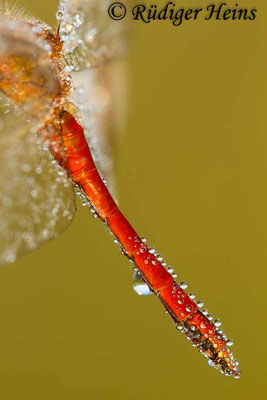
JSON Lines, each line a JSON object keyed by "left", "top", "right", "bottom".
{"left": 132, "top": 272, "right": 153, "bottom": 296}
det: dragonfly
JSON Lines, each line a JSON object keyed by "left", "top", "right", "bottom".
{"left": 0, "top": 0, "right": 240, "bottom": 378}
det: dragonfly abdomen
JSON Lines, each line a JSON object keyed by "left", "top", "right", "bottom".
{"left": 59, "top": 111, "right": 240, "bottom": 378}
{"left": 60, "top": 110, "right": 118, "bottom": 218}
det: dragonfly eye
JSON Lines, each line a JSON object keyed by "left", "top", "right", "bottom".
{"left": 0, "top": 19, "right": 60, "bottom": 120}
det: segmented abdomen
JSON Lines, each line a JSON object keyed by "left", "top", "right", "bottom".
{"left": 59, "top": 111, "right": 240, "bottom": 378}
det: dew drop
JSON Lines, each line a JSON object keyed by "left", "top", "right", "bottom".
{"left": 196, "top": 300, "right": 204, "bottom": 308}
{"left": 31, "top": 190, "right": 38, "bottom": 199}
{"left": 5, "top": 249, "right": 16, "bottom": 264}
{"left": 226, "top": 339, "right": 234, "bottom": 347}
{"left": 22, "top": 164, "right": 31, "bottom": 173}
{"left": 189, "top": 292, "right": 195, "bottom": 299}
{"left": 185, "top": 304, "right": 193, "bottom": 313}
{"left": 167, "top": 266, "right": 174, "bottom": 273}
{"left": 214, "top": 319, "right": 222, "bottom": 327}
{"left": 180, "top": 281, "right": 188, "bottom": 290}
{"left": 208, "top": 359, "right": 215, "bottom": 367}
{"left": 132, "top": 272, "right": 153, "bottom": 296}
{"left": 42, "top": 229, "right": 49, "bottom": 239}
{"left": 176, "top": 323, "right": 183, "bottom": 331}
{"left": 56, "top": 10, "right": 63, "bottom": 20}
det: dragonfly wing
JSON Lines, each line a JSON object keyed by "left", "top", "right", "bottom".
{"left": 69, "top": 61, "right": 128, "bottom": 197}
{"left": 59, "top": 0, "right": 129, "bottom": 197}
{"left": 58, "top": 0, "right": 128, "bottom": 71}
{"left": 0, "top": 102, "right": 76, "bottom": 265}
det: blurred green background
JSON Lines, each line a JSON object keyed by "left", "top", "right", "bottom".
{"left": 0, "top": 0, "right": 266, "bottom": 399}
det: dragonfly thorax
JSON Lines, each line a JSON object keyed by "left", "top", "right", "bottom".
{"left": 0, "top": 18, "right": 69, "bottom": 122}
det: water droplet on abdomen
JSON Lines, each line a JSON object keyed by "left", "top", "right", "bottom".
{"left": 132, "top": 272, "right": 153, "bottom": 296}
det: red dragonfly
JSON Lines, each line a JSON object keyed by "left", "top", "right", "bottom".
{"left": 0, "top": 0, "right": 240, "bottom": 378}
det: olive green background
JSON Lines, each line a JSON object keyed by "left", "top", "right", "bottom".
{"left": 0, "top": 0, "right": 266, "bottom": 399}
